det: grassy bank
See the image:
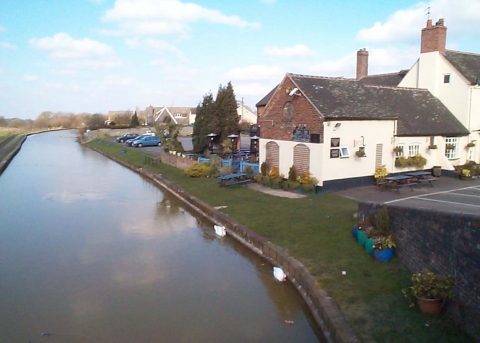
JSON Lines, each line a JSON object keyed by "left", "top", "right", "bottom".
{"left": 86, "top": 137, "right": 471, "bottom": 343}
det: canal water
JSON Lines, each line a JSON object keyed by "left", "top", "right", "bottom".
{"left": 0, "top": 130, "right": 322, "bottom": 342}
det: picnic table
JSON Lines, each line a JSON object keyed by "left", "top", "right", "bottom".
{"left": 217, "top": 173, "right": 251, "bottom": 187}
{"left": 377, "top": 171, "right": 437, "bottom": 191}
{"left": 405, "top": 171, "right": 436, "bottom": 186}
{"left": 378, "top": 175, "right": 419, "bottom": 191}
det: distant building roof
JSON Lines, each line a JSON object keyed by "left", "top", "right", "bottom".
{"left": 289, "top": 73, "right": 469, "bottom": 137}
{"left": 443, "top": 50, "right": 480, "bottom": 85}
{"left": 358, "top": 70, "right": 408, "bottom": 87}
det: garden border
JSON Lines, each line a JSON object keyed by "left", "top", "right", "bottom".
{"left": 89, "top": 144, "right": 359, "bottom": 343}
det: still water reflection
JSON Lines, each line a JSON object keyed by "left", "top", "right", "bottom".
{"left": 0, "top": 131, "right": 321, "bottom": 342}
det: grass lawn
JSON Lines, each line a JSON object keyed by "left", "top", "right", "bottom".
{"left": 86, "top": 137, "right": 472, "bottom": 343}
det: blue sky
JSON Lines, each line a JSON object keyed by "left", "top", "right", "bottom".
{"left": 1, "top": 0, "right": 479, "bottom": 119}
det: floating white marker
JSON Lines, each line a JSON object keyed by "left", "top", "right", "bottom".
{"left": 214, "top": 224, "right": 226, "bottom": 237}
{"left": 273, "top": 267, "right": 286, "bottom": 282}
{"left": 342, "top": 270, "right": 347, "bottom": 276}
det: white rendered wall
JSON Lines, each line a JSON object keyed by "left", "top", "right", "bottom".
{"left": 399, "top": 52, "right": 472, "bottom": 130}
{"left": 322, "top": 120, "right": 395, "bottom": 181}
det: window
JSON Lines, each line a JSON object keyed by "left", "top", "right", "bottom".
{"left": 339, "top": 146, "right": 349, "bottom": 158}
{"left": 445, "top": 137, "right": 459, "bottom": 159}
{"left": 408, "top": 143, "right": 420, "bottom": 157}
{"left": 310, "top": 133, "right": 320, "bottom": 143}
{"left": 443, "top": 74, "right": 450, "bottom": 83}
{"left": 395, "top": 144, "right": 405, "bottom": 157}
{"left": 283, "top": 102, "right": 294, "bottom": 122}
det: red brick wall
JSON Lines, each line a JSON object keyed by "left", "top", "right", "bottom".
{"left": 160, "top": 150, "right": 196, "bottom": 170}
{"left": 258, "top": 76, "right": 323, "bottom": 142}
{"left": 421, "top": 19, "right": 446, "bottom": 53}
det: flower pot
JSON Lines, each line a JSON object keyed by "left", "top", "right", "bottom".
{"left": 416, "top": 297, "right": 444, "bottom": 315}
{"left": 352, "top": 226, "right": 359, "bottom": 239}
{"left": 374, "top": 247, "right": 395, "bottom": 262}
{"left": 357, "top": 230, "right": 367, "bottom": 246}
{"left": 364, "top": 237, "right": 375, "bottom": 255}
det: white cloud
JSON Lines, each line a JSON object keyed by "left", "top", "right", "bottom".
{"left": 103, "top": 0, "right": 259, "bottom": 36}
{"left": 23, "top": 74, "right": 39, "bottom": 82}
{"left": 126, "top": 38, "right": 184, "bottom": 59}
{"left": 264, "top": 44, "right": 314, "bottom": 57}
{"left": 225, "top": 64, "right": 283, "bottom": 81}
{"left": 102, "top": 75, "right": 133, "bottom": 87}
{"left": 30, "top": 33, "right": 121, "bottom": 70}
{"left": 0, "top": 41, "right": 16, "bottom": 49}
{"left": 357, "top": 0, "right": 480, "bottom": 44}
{"left": 150, "top": 59, "right": 198, "bottom": 81}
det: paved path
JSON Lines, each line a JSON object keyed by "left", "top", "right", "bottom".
{"left": 247, "top": 183, "right": 306, "bottom": 198}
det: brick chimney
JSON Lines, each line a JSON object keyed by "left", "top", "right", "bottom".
{"left": 421, "top": 18, "right": 447, "bottom": 53}
{"left": 356, "top": 48, "right": 368, "bottom": 80}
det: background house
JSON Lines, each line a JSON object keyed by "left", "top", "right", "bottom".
{"left": 237, "top": 101, "right": 257, "bottom": 125}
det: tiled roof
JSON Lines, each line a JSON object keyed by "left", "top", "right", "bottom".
{"left": 255, "top": 85, "right": 278, "bottom": 107}
{"left": 289, "top": 73, "right": 469, "bottom": 137}
{"left": 443, "top": 50, "right": 480, "bottom": 85}
{"left": 358, "top": 70, "right": 408, "bottom": 87}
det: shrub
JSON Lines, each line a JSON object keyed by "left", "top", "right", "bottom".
{"left": 374, "top": 206, "right": 390, "bottom": 236}
{"left": 254, "top": 174, "right": 263, "bottom": 183}
{"left": 218, "top": 165, "right": 233, "bottom": 176}
{"left": 374, "top": 165, "right": 388, "bottom": 181}
{"left": 269, "top": 177, "right": 283, "bottom": 189}
{"left": 355, "top": 149, "right": 366, "bottom": 157}
{"left": 184, "top": 163, "right": 211, "bottom": 177}
{"left": 301, "top": 183, "right": 315, "bottom": 193}
{"left": 288, "top": 166, "right": 297, "bottom": 182}
{"left": 244, "top": 166, "right": 254, "bottom": 178}
{"left": 260, "top": 162, "right": 268, "bottom": 176}
{"left": 268, "top": 166, "right": 280, "bottom": 178}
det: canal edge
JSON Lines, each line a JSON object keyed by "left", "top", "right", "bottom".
{"left": 88, "top": 145, "right": 359, "bottom": 343}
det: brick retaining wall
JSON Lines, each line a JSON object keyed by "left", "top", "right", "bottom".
{"left": 159, "top": 149, "right": 196, "bottom": 170}
{"left": 359, "top": 202, "right": 480, "bottom": 339}
{"left": 90, "top": 145, "right": 359, "bottom": 343}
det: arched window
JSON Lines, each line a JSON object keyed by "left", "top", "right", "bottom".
{"left": 266, "top": 141, "right": 280, "bottom": 169}
{"left": 293, "top": 144, "right": 310, "bottom": 175}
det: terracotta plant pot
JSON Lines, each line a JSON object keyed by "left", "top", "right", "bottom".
{"left": 416, "top": 297, "right": 444, "bottom": 315}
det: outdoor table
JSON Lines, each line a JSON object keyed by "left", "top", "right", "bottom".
{"left": 382, "top": 175, "right": 418, "bottom": 191}
{"left": 405, "top": 171, "right": 436, "bottom": 186}
{"left": 217, "top": 173, "right": 250, "bottom": 187}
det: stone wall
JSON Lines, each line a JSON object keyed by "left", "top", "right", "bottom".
{"left": 358, "top": 202, "right": 480, "bottom": 339}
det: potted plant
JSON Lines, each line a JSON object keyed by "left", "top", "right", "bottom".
{"left": 403, "top": 270, "right": 453, "bottom": 315}
{"left": 466, "top": 142, "right": 475, "bottom": 148}
{"left": 393, "top": 146, "right": 403, "bottom": 154}
{"left": 373, "top": 235, "right": 396, "bottom": 262}
{"left": 460, "top": 168, "right": 472, "bottom": 180}
{"left": 445, "top": 143, "right": 455, "bottom": 151}
{"left": 355, "top": 149, "right": 366, "bottom": 157}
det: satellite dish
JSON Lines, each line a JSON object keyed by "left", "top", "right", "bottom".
{"left": 289, "top": 88, "right": 300, "bottom": 96}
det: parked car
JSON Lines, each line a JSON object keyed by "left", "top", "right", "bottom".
{"left": 131, "top": 135, "right": 161, "bottom": 147}
{"left": 116, "top": 133, "right": 139, "bottom": 143}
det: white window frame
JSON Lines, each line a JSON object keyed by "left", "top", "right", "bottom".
{"left": 339, "top": 146, "right": 349, "bottom": 158}
{"left": 408, "top": 143, "right": 420, "bottom": 157}
{"left": 395, "top": 144, "right": 405, "bottom": 157}
{"left": 445, "top": 137, "right": 459, "bottom": 159}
